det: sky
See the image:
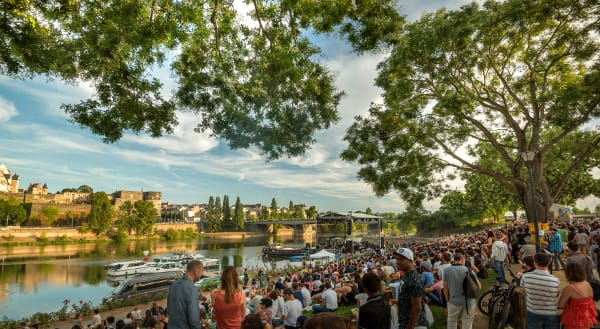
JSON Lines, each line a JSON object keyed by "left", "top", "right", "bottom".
{"left": 0, "top": 0, "right": 598, "bottom": 214}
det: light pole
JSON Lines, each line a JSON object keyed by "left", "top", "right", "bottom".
{"left": 521, "top": 151, "right": 540, "bottom": 252}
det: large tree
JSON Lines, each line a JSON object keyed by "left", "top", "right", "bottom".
{"left": 117, "top": 200, "right": 136, "bottom": 235}
{"left": 88, "top": 191, "right": 113, "bottom": 235}
{"left": 341, "top": 0, "right": 600, "bottom": 222}
{"left": 233, "top": 196, "right": 245, "bottom": 231}
{"left": 206, "top": 196, "right": 216, "bottom": 232}
{"left": 223, "top": 195, "right": 231, "bottom": 230}
{"left": 0, "top": 0, "right": 402, "bottom": 159}
{"left": 0, "top": 197, "right": 27, "bottom": 226}
{"left": 134, "top": 200, "right": 157, "bottom": 236}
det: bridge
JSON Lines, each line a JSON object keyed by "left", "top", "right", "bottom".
{"left": 244, "top": 213, "right": 404, "bottom": 237}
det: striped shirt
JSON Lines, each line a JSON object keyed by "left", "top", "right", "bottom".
{"left": 520, "top": 269, "right": 560, "bottom": 315}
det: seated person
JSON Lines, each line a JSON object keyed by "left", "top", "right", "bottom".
{"left": 424, "top": 272, "right": 443, "bottom": 306}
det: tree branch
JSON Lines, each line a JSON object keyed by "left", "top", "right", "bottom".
{"left": 541, "top": 99, "right": 600, "bottom": 154}
{"left": 552, "top": 135, "right": 600, "bottom": 200}
{"left": 252, "top": 0, "right": 264, "bottom": 34}
{"left": 210, "top": 0, "right": 220, "bottom": 57}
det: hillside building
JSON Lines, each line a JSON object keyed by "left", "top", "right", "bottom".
{"left": 0, "top": 163, "right": 19, "bottom": 193}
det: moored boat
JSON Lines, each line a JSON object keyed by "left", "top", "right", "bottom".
{"left": 153, "top": 251, "right": 220, "bottom": 272}
{"left": 136, "top": 262, "right": 184, "bottom": 275}
{"left": 262, "top": 244, "right": 312, "bottom": 257}
{"left": 106, "top": 260, "right": 155, "bottom": 277}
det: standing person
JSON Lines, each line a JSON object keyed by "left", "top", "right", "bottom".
{"left": 520, "top": 253, "right": 561, "bottom": 329}
{"left": 393, "top": 247, "right": 428, "bottom": 329}
{"left": 575, "top": 226, "right": 590, "bottom": 256}
{"left": 167, "top": 259, "right": 204, "bottom": 329}
{"left": 491, "top": 231, "right": 509, "bottom": 284}
{"left": 211, "top": 266, "right": 246, "bottom": 329}
{"left": 565, "top": 241, "right": 595, "bottom": 283}
{"left": 282, "top": 288, "right": 303, "bottom": 329}
{"left": 443, "top": 253, "right": 480, "bottom": 329}
{"left": 358, "top": 272, "right": 391, "bottom": 329}
{"left": 558, "top": 262, "right": 598, "bottom": 329}
{"left": 549, "top": 227, "right": 565, "bottom": 272}
{"left": 486, "top": 231, "right": 495, "bottom": 257}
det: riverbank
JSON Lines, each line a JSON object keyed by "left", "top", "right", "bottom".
{"left": 37, "top": 264, "right": 572, "bottom": 329}
{"left": 0, "top": 226, "right": 282, "bottom": 243}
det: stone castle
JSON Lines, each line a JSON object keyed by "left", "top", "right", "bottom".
{"left": 0, "top": 163, "right": 162, "bottom": 217}
{"left": 0, "top": 163, "right": 19, "bottom": 193}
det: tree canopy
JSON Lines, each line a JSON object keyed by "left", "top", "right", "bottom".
{"left": 1, "top": 0, "right": 401, "bottom": 160}
{"left": 341, "top": 0, "right": 600, "bottom": 221}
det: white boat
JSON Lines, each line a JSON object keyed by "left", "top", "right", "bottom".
{"left": 106, "top": 260, "right": 155, "bottom": 277}
{"left": 183, "top": 253, "right": 220, "bottom": 272}
{"left": 153, "top": 252, "right": 190, "bottom": 263}
{"left": 154, "top": 251, "right": 220, "bottom": 272}
{"left": 136, "top": 262, "right": 184, "bottom": 275}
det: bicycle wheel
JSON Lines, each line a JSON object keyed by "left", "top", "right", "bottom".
{"left": 477, "top": 289, "right": 493, "bottom": 315}
{"left": 488, "top": 295, "right": 505, "bottom": 329}
{"left": 495, "top": 301, "right": 513, "bottom": 329}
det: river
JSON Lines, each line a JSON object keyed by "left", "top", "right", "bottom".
{"left": 0, "top": 236, "right": 310, "bottom": 320}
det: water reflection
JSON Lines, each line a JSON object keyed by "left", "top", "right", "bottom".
{"left": 0, "top": 236, "right": 307, "bottom": 320}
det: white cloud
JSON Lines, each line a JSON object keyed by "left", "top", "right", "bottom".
{"left": 121, "top": 112, "right": 218, "bottom": 154}
{"left": 0, "top": 95, "right": 18, "bottom": 122}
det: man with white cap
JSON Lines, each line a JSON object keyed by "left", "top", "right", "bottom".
{"left": 393, "top": 247, "right": 428, "bottom": 329}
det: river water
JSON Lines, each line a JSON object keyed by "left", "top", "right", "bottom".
{"left": 0, "top": 236, "right": 310, "bottom": 320}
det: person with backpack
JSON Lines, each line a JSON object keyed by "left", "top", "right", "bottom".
{"left": 443, "top": 253, "right": 481, "bottom": 329}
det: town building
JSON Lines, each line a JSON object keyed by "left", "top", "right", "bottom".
{"left": 0, "top": 163, "right": 19, "bottom": 193}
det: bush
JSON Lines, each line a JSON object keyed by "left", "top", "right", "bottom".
{"left": 54, "top": 234, "right": 72, "bottom": 244}
{"left": 37, "top": 232, "right": 49, "bottom": 244}
{"left": 164, "top": 228, "right": 179, "bottom": 240}
{"left": 112, "top": 231, "right": 128, "bottom": 243}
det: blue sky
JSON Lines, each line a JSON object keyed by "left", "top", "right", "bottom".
{"left": 0, "top": 0, "right": 597, "bottom": 214}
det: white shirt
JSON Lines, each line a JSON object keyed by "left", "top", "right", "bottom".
{"left": 322, "top": 288, "right": 338, "bottom": 310}
{"left": 271, "top": 296, "right": 285, "bottom": 318}
{"left": 491, "top": 240, "right": 508, "bottom": 262}
{"left": 283, "top": 299, "right": 303, "bottom": 326}
{"left": 301, "top": 287, "right": 312, "bottom": 307}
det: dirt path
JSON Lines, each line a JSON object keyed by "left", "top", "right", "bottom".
{"left": 470, "top": 264, "right": 569, "bottom": 329}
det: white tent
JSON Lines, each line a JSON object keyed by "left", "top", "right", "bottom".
{"left": 309, "top": 249, "right": 336, "bottom": 262}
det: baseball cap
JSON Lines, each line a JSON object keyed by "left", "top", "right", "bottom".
{"left": 393, "top": 247, "right": 414, "bottom": 261}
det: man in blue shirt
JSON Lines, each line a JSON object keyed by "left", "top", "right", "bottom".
{"left": 548, "top": 227, "right": 565, "bottom": 272}
{"left": 167, "top": 260, "right": 204, "bottom": 329}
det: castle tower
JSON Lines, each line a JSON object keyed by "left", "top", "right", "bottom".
{"left": 9, "top": 174, "right": 19, "bottom": 192}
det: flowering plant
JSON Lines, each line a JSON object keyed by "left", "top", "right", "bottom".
{"left": 71, "top": 300, "right": 95, "bottom": 316}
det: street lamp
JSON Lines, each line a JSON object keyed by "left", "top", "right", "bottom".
{"left": 521, "top": 151, "right": 540, "bottom": 252}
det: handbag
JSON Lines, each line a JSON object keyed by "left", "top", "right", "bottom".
{"left": 591, "top": 280, "right": 600, "bottom": 302}
{"left": 423, "top": 302, "right": 434, "bottom": 326}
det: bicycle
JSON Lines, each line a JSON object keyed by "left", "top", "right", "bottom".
{"left": 486, "top": 266, "right": 520, "bottom": 329}
{"left": 477, "top": 265, "right": 519, "bottom": 315}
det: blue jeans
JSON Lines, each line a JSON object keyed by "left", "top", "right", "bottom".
{"left": 525, "top": 311, "right": 560, "bottom": 329}
{"left": 311, "top": 304, "right": 335, "bottom": 313}
{"left": 426, "top": 291, "right": 442, "bottom": 306}
{"left": 493, "top": 260, "right": 505, "bottom": 284}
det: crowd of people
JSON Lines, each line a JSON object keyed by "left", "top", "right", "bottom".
{"left": 74, "top": 219, "right": 600, "bottom": 329}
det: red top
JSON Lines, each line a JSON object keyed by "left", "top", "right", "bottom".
{"left": 561, "top": 284, "right": 598, "bottom": 329}
{"left": 212, "top": 289, "right": 245, "bottom": 329}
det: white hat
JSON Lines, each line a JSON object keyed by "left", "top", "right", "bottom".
{"left": 393, "top": 247, "right": 414, "bottom": 261}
